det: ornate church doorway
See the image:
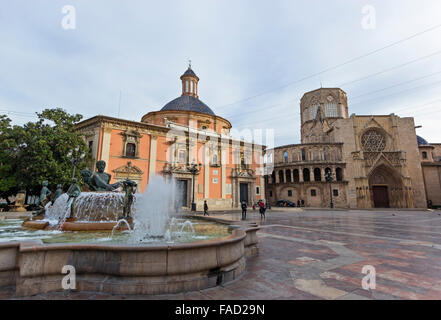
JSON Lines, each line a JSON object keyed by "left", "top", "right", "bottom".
{"left": 372, "top": 186, "right": 389, "bottom": 208}
{"left": 368, "top": 164, "right": 404, "bottom": 208}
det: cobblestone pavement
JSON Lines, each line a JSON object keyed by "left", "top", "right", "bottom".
{"left": 4, "top": 209, "right": 441, "bottom": 300}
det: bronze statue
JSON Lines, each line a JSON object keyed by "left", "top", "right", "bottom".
{"left": 121, "top": 179, "right": 137, "bottom": 219}
{"left": 81, "top": 161, "right": 120, "bottom": 191}
{"left": 53, "top": 184, "right": 63, "bottom": 203}
{"left": 37, "top": 180, "right": 52, "bottom": 207}
{"left": 66, "top": 178, "right": 81, "bottom": 218}
{"left": 33, "top": 181, "right": 52, "bottom": 216}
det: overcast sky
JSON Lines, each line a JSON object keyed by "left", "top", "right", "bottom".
{"left": 1, "top": 0, "right": 441, "bottom": 146}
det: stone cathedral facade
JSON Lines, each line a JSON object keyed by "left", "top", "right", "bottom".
{"left": 266, "top": 88, "right": 430, "bottom": 209}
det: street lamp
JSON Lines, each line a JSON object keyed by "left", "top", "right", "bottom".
{"left": 187, "top": 161, "right": 202, "bottom": 211}
{"left": 325, "top": 170, "right": 334, "bottom": 209}
{"left": 67, "top": 147, "right": 86, "bottom": 179}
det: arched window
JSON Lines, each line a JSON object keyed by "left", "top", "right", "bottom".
{"left": 301, "top": 149, "right": 306, "bottom": 161}
{"left": 324, "top": 147, "right": 330, "bottom": 161}
{"left": 286, "top": 169, "right": 292, "bottom": 183}
{"left": 126, "top": 143, "right": 136, "bottom": 158}
{"left": 293, "top": 169, "right": 299, "bottom": 182}
{"left": 336, "top": 167, "right": 343, "bottom": 181}
{"left": 271, "top": 171, "right": 276, "bottom": 184}
{"left": 212, "top": 154, "right": 218, "bottom": 165}
{"left": 279, "top": 170, "right": 284, "bottom": 183}
{"left": 284, "top": 151, "right": 288, "bottom": 163}
{"left": 314, "top": 168, "right": 321, "bottom": 182}
{"left": 303, "top": 168, "right": 310, "bottom": 182}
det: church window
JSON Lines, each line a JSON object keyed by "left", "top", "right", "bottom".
{"left": 125, "top": 143, "right": 136, "bottom": 158}
{"left": 336, "top": 167, "right": 343, "bottom": 181}
{"left": 333, "top": 189, "right": 339, "bottom": 197}
{"left": 293, "top": 169, "right": 299, "bottom": 182}
{"left": 286, "top": 169, "right": 292, "bottom": 182}
{"left": 361, "top": 129, "right": 386, "bottom": 152}
{"left": 303, "top": 168, "right": 310, "bottom": 182}
{"left": 284, "top": 151, "right": 288, "bottom": 162}
{"left": 212, "top": 153, "right": 219, "bottom": 166}
{"left": 422, "top": 151, "right": 427, "bottom": 159}
{"left": 301, "top": 149, "right": 306, "bottom": 161}
{"left": 309, "top": 105, "right": 319, "bottom": 120}
{"left": 279, "top": 170, "right": 284, "bottom": 183}
{"left": 325, "top": 102, "right": 338, "bottom": 117}
{"left": 314, "top": 168, "right": 321, "bottom": 181}
{"left": 288, "top": 190, "right": 292, "bottom": 197}
{"left": 178, "top": 150, "right": 187, "bottom": 163}
{"left": 311, "top": 189, "right": 317, "bottom": 197}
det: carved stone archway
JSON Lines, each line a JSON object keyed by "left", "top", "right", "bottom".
{"left": 368, "top": 164, "right": 407, "bottom": 208}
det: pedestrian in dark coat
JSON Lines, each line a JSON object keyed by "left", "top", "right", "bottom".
{"left": 203, "top": 200, "right": 209, "bottom": 216}
{"left": 241, "top": 201, "right": 247, "bottom": 220}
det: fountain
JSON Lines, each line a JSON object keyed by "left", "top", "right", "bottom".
{"left": 0, "top": 161, "right": 260, "bottom": 297}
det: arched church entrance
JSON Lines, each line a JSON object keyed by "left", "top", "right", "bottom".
{"left": 368, "top": 164, "right": 404, "bottom": 208}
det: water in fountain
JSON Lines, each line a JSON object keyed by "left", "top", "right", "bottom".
{"left": 180, "top": 220, "right": 195, "bottom": 233}
{"left": 44, "top": 192, "right": 126, "bottom": 224}
{"left": 132, "top": 175, "right": 174, "bottom": 241}
{"left": 110, "top": 219, "right": 132, "bottom": 239}
{"left": 45, "top": 194, "right": 70, "bottom": 224}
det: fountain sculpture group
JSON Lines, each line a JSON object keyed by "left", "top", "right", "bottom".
{"left": 27, "top": 160, "right": 137, "bottom": 230}
{"left": 1, "top": 160, "right": 260, "bottom": 297}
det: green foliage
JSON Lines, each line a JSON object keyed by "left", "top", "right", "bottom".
{"left": 0, "top": 108, "right": 89, "bottom": 200}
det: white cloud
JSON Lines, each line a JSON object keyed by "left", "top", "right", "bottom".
{"left": 1, "top": 0, "right": 441, "bottom": 144}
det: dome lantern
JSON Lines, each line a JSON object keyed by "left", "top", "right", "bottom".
{"left": 180, "top": 60, "right": 199, "bottom": 98}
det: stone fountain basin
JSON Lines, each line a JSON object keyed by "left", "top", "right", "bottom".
{"left": 22, "top": 219, "right": 127, "bottom": 231}
{"left": 0, "top": 224, "right": 259, "bottom": 296}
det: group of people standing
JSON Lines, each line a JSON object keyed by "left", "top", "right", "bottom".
{"left": 241, "top": 200, "right": 268, "bottom": 220}
{"left": 201, "top": 200, "right": 270, "bottom": 221}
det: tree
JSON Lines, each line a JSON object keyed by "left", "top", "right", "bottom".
{"left": 0, "top": 115, "right": 19, "bottom": 203}
{"left": 0, "top": 108, "right": 89, "bottom": 201}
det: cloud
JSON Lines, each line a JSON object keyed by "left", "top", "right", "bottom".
{"left": 1, "top": 0, "right": 441, "bottom": 145}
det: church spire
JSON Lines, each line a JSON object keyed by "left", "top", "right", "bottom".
{"left": 180, "top": 62, "right": 199, "bottom": 98}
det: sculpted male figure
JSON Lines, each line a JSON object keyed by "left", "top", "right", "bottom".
{"left": 53, "top": 184, "right": 63, "bottom": 203}
{"left": 66, "top": 178, "right": 81, "bottom": 218}
{"left": 37, "top": 181, "right": 52, "bottom": 208}
{"left": 81, "top": 161, "right": 120, "bottom": 191}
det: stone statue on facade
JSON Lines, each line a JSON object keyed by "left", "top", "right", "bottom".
{"left": 81, "top": 160, "right": 120, "bottom": 191}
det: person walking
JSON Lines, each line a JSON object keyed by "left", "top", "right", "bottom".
{"left": 258, "top": 200, "right": 266, "bottom": 220}
{"left": 241, "top": 201, "right": 247, "bottom": 220}
{"left": 203, "top": 200, "right": 209, "bottom": 216}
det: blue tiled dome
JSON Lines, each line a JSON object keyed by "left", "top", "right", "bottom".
{"left": 161, "top": 95, "right": 215, "bottom": 115}
{"left": 417, "top": 135, "right": 429, "bottom": 146}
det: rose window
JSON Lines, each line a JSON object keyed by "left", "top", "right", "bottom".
{"left": 361, "top": 129, "right": 386, "bottom": 152}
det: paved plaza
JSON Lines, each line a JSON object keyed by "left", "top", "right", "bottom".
{"left": 3, "top": 208, "right": 441, "bottom": 300}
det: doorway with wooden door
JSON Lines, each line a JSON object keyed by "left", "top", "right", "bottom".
{"left": 372, "top": 185, "right": 389, "bottom": 208}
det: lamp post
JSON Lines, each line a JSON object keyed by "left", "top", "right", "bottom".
{"left": 188, "top": 161, "right": 202, "bottom": 211}
{"left": 325, "top": 170, "right": 334, "bottom": 209}
{"left": 67, "top": 147, "right": 86, "bottom": 179}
